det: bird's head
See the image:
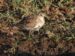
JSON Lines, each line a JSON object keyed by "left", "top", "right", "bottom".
{"left": 38, "top": 12, "right": 46, "bottom": 17}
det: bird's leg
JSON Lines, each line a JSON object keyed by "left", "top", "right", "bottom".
{"left": 36, "top": 29, "right": 40, "bottom": 36}
{"left": 37, "top": 30, "right": 40, "bottom": 36}
{"left": 29, "top": 30, "right": 31, "bottom": 38}
{"left": 28, "top": 30, "right": 34, "bottom": 39}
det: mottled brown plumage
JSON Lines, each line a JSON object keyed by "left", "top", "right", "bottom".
{"left": 15, "top": 12, "right": 46, "bottom": 32}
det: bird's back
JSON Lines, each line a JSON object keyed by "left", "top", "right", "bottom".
{"left": 16, "top": 15, "right": 37, "bottom": 30}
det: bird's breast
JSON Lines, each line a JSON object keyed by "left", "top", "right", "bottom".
{"left": 34, "top": 17, "right": 45, "bottom": 29}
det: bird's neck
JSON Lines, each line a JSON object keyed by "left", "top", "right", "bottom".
{"left": 38, "top": 16, "right": 44, "bottom": 21}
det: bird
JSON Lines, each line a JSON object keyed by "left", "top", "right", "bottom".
{"left": 14, "top": 12, "right": 46, "bottom": 37}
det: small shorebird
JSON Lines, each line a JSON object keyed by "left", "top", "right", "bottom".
{"left": 15, "top": 12, "right": 46, "bottom": 37}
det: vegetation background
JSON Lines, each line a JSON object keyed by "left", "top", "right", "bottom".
{"left": 0, "top": 0, "right": 75, "bottom": 56}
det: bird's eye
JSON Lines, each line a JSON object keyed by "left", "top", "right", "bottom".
{"left": 40, "top": 14, "right": 42, "bottom": 16}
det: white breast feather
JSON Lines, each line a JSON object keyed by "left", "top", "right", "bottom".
{"left": 34, "top": 16, "right": 45, "bottom": 31}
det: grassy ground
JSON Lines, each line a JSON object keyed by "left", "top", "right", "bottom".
{"left": 0, "top": 0, "right": 75, "bottom": 56}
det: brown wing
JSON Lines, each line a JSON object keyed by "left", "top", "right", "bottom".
{"left": 24, "top": 15, "right": 37, "bottom": 28}
{"left": 15, "top": 15, "right": 37, "bottom": 29}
